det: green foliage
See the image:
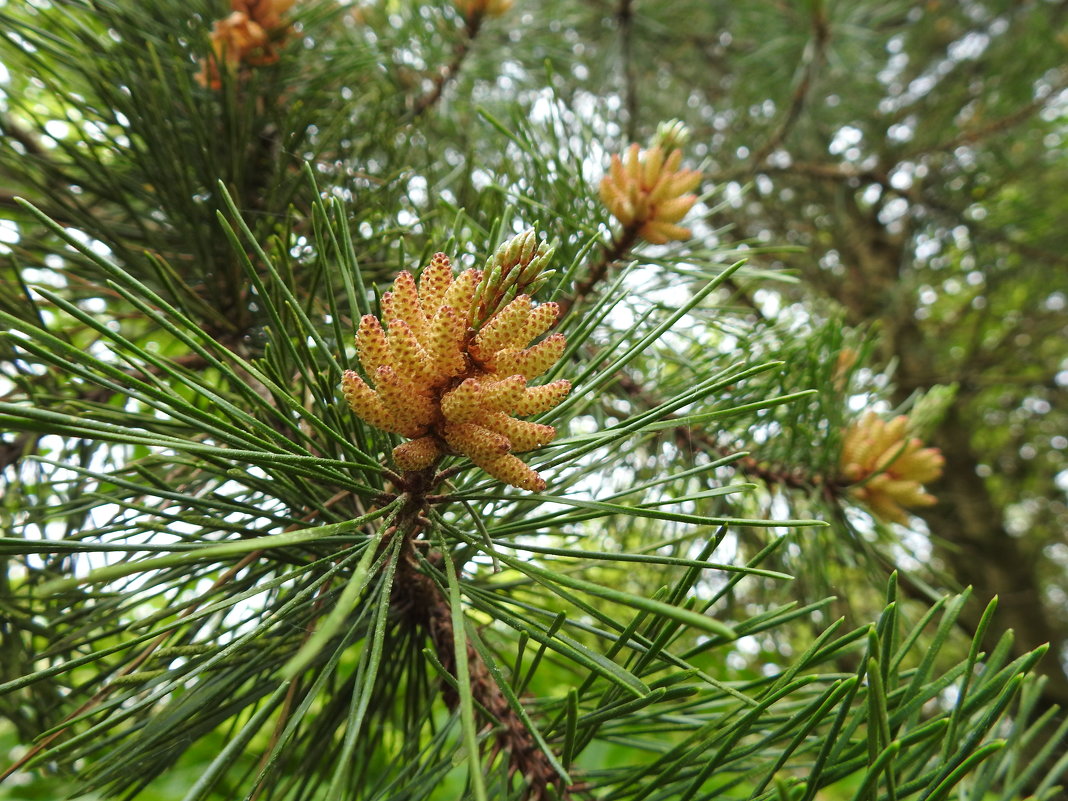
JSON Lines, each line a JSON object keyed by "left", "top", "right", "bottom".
{"left": 0, "top": 1, "right": 1065, "bottom": 800}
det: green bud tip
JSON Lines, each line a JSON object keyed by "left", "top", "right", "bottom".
{"left": 519, "top": 229, "right": 537, "bottom": 264}
{"left": 654, "top": 118, "right": 691, "bottom": 151}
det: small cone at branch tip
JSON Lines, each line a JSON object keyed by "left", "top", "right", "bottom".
{"left": 386, "top": 318, "right": 433, "bottom": 385}
{"left": 341, "top": 245, "right": 571, "bottom": 491}
{"left": 454, "top": 0, "right": 513, "bottom": 20}
{"left": 440, "top": 379, "right": 484, "bottom": 424}
{"left": 389, "top": 271, "right": 427, "bottom": 340}
{"left": 838, "top": 411, "right": 945, "bottom": 524}
{"left": 355, "top": 314, "right": 393, "bottom": 376}
{"left": 513, "top": 379, "right": 572, "bottom": 416}
{"left": 480, "top": 374, "right": 527, "bottom": 412}
{"left": 418, "top": 253, "right": 454, "bottom": 312}
{"left": 474, "top": 295, "right": 531, "bottom": 349}
{"left": 442, "top": 268, "right": 482, "bottom": 315}
{"left": 341, "top": 370, "right": 401, "bottom": 433}
{"left": 654, "top": 119, "right": 691, "bottom": 152}
{"left": 424, "top": 305, "right": 467, "bottom": 380}
{"left": 520, "top": 302, "right": 560, "bottom": 343}
{"left": 234, "top": 0, "right": 296, "bottom": 32}
{"left": 196, "top": 0, "right": 296, "bottom": 88}
{"left": 374, "top": 366, "right": 435, "bottom": 438}
{"left": 491, "top": 333, "right": 567, "bottom": 379}
{"left": 481, "top": 413, "right": 556, "bottom": 452}
{"left": 599, "top": 124, "right": 702, "bottom": 245}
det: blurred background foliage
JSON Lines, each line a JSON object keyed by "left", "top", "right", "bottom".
{"left": 1, "top": 0, "right": 1067, "bottom": 799}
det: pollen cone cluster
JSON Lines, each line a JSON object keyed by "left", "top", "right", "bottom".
{"left": 197, "top": 0, "right": 295, "bottom": 89}
{"left": 342, "top": 250, "right": 570, "bottom": 492}
{"left": 454, "top": 0, "right": 514, "bottom": 20}
{"left": 839, "top": 412, "right": 945, "bottom": 524}
{"left": 599, "top": 135, "right": 702, "bottom": 245}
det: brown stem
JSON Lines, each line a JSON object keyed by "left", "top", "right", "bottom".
{"left": 0, "top": 115, "right": 46, "bottom": 157}
{"left": 612, "top": 370, "right": 831, "bottom": 492}
{"left": 0, "top": 432, "right": 36, "bottom": 473}
{"left": 409, "top": 12, "right": 484, "bottom": 118}
{"left": 617, "top": 0, "right": 639, "bottom": 142}
{"left": 747, "top": 3, "right": 830, "bottom": 168}
{"left": 558, "top": 225, "right": 640, "bottom": 320}
{"left": 903, "top": 71, "right": 1068, "bottom": 158}
{"left": 395, "top": 548, "right": 571, "bottom": 800}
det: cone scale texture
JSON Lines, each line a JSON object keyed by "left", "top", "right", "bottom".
{"left": 839, "top": 412, "right": 945, "bottom": 524}
{"left": 343, "top": 251, "right": 570, "bottom": 491}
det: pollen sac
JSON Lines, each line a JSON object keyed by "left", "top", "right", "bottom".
{"left": 599, "top": 125, "right": 702, "bottom": 245}
{"left": 342, "top": 246, "right": 571, "bottom": 491}
{"left": 393, "top": 436, "right": 444, "bottom": 471}
{"left": 838, "top": 411, "right": 945, "bottom": 524}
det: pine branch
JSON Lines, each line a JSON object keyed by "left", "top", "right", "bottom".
{"left": 0, "top": 549, "right": 263, "bottom": 783}
{"left": 616, "top": 0, "right": 639, "bottom": 142}
{"left": 377, "top": 466, "right": 571, "bottom": 801}
{"left": 903, "top": 75, "right": 1068, "bottom": 158}
{"left": 611, "top": 369, "right": 832, "bottom": 494}
{"left": 4, "top": 1, "right": 1066, "bottom": 796}
{"left": 557, "top": 225, "right": 639, "bottom": 320}
{"left": 0, "top": 486, "right": 363, "bottom": 784}
{"left": 399, "top": 556, "right": 570, "bottom": 800}
{"left": 409, "top": 11, "right": 485, "bottom": 118}
{"left": 0, "top": 113, "right": 44, "bottom": 157}
{"left": 746, "top": 3, "right": 830, "bottom": 168}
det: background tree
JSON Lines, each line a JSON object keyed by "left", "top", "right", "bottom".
{"left": 1, "top": 0, "right": 1066, "bottom": 799}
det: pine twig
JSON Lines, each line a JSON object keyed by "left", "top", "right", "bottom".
{"left": 747, "top": 3, "right": 830, "bottom": 168}
{"left": 616, "top": 0, "right": 639, "bottom": 142}
{"left": 409, "top": 11, "right": 485, "bottom": 118}
{"left": 905, "top": 71, "right": 1068, "bottom": 157}
{"left": 558, "top": 225, "right": 640, "bottom": 320}
{"left": 397, "top": 554, "right": 571, "bottom": 801}
{"left": 611, "top": 370, "right": 833, "bottom": 494}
